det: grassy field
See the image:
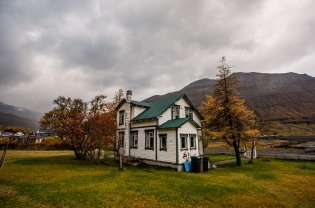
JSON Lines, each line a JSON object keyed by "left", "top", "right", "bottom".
{"left": 269, "top": 122, "right": 315, "bottom": 137}
{"left": 0, "top": 151, "right": 315, "bottom": 208}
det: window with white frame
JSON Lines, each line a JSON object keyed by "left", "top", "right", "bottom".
{"left": 180, "top": 134, "right": 188, "bottom": 149}
{"left": 185, "top": 108, "right": 193, "bottom": 119}
{"left": 119, "top": 110, "right": 125, "bottom": 125}
{"left": 159, "top": 134, "right": 167, "bottom": 151}
{"left": 171, "top": 106, "right": 180, "bottom": 120}
{"left": 190, "top": 134, "right": 196, "bottom": 149}
{"left": 130, "top": 131, "right": 138, "bottom": 148}
{"left": 145, "top": 130, "right": 154, "bottom": 149}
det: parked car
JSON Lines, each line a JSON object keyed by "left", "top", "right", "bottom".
{"left": 1, "top": 132, "right": 13, "bottom": 137}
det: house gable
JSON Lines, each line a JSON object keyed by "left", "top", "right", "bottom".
{"left": 132, "top": 93, "right": 185, "bottom": 122}
{"left": 131, "top": 93, "right": 204, "bottom": 123}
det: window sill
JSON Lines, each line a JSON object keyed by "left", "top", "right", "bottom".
{"left": 190, "top": 147, "right": 196, "bottom": 150}
{"left": 130, "top": 146, "right": 138, "bottom": 149}
{"left": 145, "top": 147, "right": 154, "bottom": 150}
{"left": 180, "top": 148, "right": 188, "bottom": 151}
{"left": 160, "top": 148, "right": 167, "bottom": 151}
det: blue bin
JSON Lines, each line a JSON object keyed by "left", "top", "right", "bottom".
{"left": 184, "top": 161, "right": 191, "bottom": 172}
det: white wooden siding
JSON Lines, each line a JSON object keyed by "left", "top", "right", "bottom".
{"left": 131, "top": 105, "right": 147, "bottom": 119}
{"left": 177, "top": 121, "right": 200, "bottom": 164}
{"left": 131, "top": 119, "right": 157, "bottom": 128}
{"left": 193, "top": 111, "right": 201, "bottom": 126}
{"left": 129, "top": 127, "right": 156, "bottom": 160}
{"left": 156, "top": 129, "right": 177, "bottom": 163}
{"left": 158, "top": 108, "right": 172, "bottom": 125}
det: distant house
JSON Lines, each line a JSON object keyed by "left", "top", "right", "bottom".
{"left": 35, "top": 130, "right": 54, "bottom": 143}
{"left": 115, "top": 90, "right": 204, "bottom": 171}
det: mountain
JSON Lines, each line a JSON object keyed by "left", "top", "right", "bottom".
{"left": 143, "top": 72, "right": 315, "bottom": 123}
{"left": 0, "top": 102, "right": 43, "bottom": 131}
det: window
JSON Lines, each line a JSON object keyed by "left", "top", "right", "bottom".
{"left": 190, "top": 134, "right": 196, "bottom": 149}
{"left": 145, "top": 130, "right": 154, "bottom": 149}
{"left": 119, "top": 110, "right": 125, "bottom": 125}
{"left": 171, "top": 106, "right": 180, "bottom": 119}
{"left": 130, "top": 131, "right": 138, "bottom": 148}
{"left": 159, "top": 134, "right": 167, "bottom": 151}
{"left": 118, "top": 131, "right": 124, "bottom": 147}
{"left": 180, "top": 134, "right": 188, "bottom": 149}
{"left": 185, "top": 108, "right": 193, "bottom": 119}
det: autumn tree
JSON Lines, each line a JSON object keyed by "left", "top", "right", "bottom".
{"left": 245, "top": 116, "right": 272, "bottom": 163}
{"left": 200, "top": 57, "right": 257, "bottom": 166}
{"left": 106, "top": 89, "right": 125, "bottom": 117}
{"left": 39, "top": 96, "right": 87, "bottom": 159}
{"left": 84, "top": 95, "right": 116, "bottom": 163}
{"left": 40, "top": 93, "right": 118, "bottom": 162}
{"left": 4, "top": 126, "right": 32, "bottom": 136}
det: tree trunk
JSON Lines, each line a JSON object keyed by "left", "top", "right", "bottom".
{"left": 119, "top": 147, "right": 124, "bottom": 170}
{"left": 249, "top": 141, "right": 255, "bottom": 163}
{"left": 73, "top": 145, "right": 86, "bottom": 160}
{"left": 233, "top": 140, "right": 242, "bottom": 166}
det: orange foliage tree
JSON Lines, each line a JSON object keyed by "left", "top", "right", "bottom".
{"left": 40, "top": 93, "right": 118, "bottom": 162}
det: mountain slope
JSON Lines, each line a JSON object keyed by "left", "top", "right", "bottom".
{"left": 143, "top": 72, "right": 315, "bottom": 122}
{"left": 0, "top": 102, "right": 43, "bottom": 131}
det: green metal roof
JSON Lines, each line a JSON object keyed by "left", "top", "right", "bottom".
{"left": 130, "top": 100, "right": 150, "bottom": 107}
{"left": 132, "top": 93, "right": 184, "bottom": 121}
{"left": 157, "top": 117, "right": 201, "bottom": 129}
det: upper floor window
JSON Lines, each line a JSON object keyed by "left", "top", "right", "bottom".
{"left": 119, "top": 110, "right": 125, "bottom": 125}
{"left": 185, "top": 108, "right": 193, "bottom": 119}
{"left": 145, "top": 130, "right": 154, "bottom": 150}
{"left": 171, "top": 106, "right": 180, "bottom": 120}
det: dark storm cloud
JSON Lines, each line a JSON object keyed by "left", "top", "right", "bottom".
{"left": 0, "top": 0, "right": 314, "bottom": 113}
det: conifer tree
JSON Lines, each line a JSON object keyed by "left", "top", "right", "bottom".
{"left": 200, "top": 57, "right": 256, "bottom": 166}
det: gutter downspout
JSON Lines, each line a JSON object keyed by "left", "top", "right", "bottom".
{"left": 156, "top": 118, "right": 158, "bottom": 161}
{"left": 129, "top": 105, "right": 132, "bottom": 157}
{"left": 176, "top": 127, "right": 178, "bottom": 165}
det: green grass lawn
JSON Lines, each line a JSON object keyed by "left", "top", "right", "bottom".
{"left": 1, "top": 151, "right": 315, "bottom": 208}
{"left": 205, "top": 154, "right": 236, "bottom": 162}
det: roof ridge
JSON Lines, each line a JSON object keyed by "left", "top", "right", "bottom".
{"left": 132, "top": 93, "right": 185, "bottom": 121}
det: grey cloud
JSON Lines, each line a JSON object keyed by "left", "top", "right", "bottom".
{"left": 0, "top": 0, "right": 314, "bottom": 113}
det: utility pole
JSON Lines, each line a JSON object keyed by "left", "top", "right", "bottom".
{"left": 0, "top": 136, "right": 18, "bottom": 168}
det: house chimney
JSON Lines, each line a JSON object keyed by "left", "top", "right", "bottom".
{"left": 126, "top": 90, "right": 132, "bottom": 103}
{"left": 124, "top": 90, "right": 132, "bottom": 156}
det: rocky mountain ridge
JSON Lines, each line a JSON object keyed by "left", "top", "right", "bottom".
{"left": 143, "top": 72, "right": 315, "bottom": 123}
{"left": 0, "top": 101, "right": 43, "bottom": 131}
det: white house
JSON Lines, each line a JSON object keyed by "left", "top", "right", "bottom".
{"left": 35, "top": 130, "right": 54, "bottom": 143}
{"left": 115, "top": 90, "right": 204, "bottom": 171}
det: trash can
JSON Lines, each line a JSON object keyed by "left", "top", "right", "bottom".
{"left": 184, "top": 161, "right": 191, "bottom": 172}
{"left": 190, "top": 156, "right": 201, "bottom": 173}
{"left": 200, "top": 156, "right": 204, "bottom": 172}
{"left": 203, "top": 157, "right": 209, "bottom": 172}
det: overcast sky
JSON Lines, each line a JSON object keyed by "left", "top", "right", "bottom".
{"left": 1, "top": 0, "right": 314, "bottom": 113}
